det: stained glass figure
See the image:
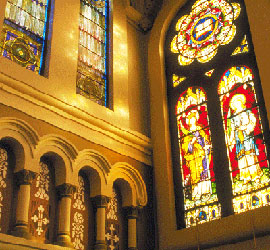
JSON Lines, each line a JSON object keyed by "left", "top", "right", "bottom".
{"left": 232, "top": 35, "right": 249, "bottom": 56}
{"left": 76, "top": 0, "right": 108, "bottom": 106}
{"left": 218, "top": 66, "right": 270, "bottom": 214}
{"left": 176, "top": 87, "right": 221, "bottom": 227}
{"left": 171, "top": 0, "right": 241, "bottom": 66}
{"left": 0, "top": 0, "right": 50, "bottom": 74}
{"left": 173, "top": 74, "right": 186, "bottom": 87}
{"left": 205, "top": 69, "right": 214, "bottom": 77}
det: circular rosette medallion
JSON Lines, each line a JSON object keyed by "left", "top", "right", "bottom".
{"left": 171, "top": 0, "right": 241, "bottom": 66}
{"left": 4, "top": 37, "right": 37, "bottom": 68}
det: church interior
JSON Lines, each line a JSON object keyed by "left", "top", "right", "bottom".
{"left": 0, "top": 0, "right": 269, "bottom": 249}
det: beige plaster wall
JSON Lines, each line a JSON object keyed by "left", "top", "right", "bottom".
{"left": 0, "top": 0, "right": 150, "bottom": 137}
{"left": 127, "top": 22, "right": 151, "bottom": 137}
{"left": 148, "top": 0, "right": 270, "bottom": 249}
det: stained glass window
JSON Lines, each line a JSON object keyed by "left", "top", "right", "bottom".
{"left": 170, "top": 0, "right": 241, "bottom": 66}
{"left": 218, "top": 66, "right": 270, "bottom": 214}
{"left": 76, "top": 0, "right": 108, "bottom": 106}
{"left": 176, "top": 87, "right": 220, "bottom": 227}
{"left": 166, "top": 0, "right": 270, "bottom": 229}
{"left": 0, "top": 0, "right": 50, "bottom": 74}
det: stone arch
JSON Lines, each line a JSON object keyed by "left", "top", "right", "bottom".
{"left": 0, "top": 117, "right": 39, "bottom": 172}
{"left": 34, "top": 134, "right": 78, "bottom": 186}
{"left": 74, "top": 149, "right": 111, "bottom": 197}
{"left": 107, "top": 162, "right": 147, "bottom": 207}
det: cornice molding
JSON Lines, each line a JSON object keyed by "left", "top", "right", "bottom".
{"left": 0, "top": 73, "right": 152, "bottom": 165}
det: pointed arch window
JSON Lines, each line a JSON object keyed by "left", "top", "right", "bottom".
{"left": 0, "top": 0, "right": 51, "bottom": 74}
{"left": 165, "top": 0, "right": 270, "bottom": 228}
{"left": 76, "top": 0, "right": 109, "bottom": 106}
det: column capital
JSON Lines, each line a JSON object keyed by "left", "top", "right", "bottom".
{"left": 125, "top": 206, "right": 140, "bottom": 219}
{"left": 92, "top": 195, "right": 110, "bottom": 208}
{"left": 56, "top": 183, "right": 77, "bottom": 198}
{"left": 15, "top": 170, "right": 37, "bottom": 185}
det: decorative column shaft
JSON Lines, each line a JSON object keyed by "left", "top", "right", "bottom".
{"left": 92, "top": 195, "right": 109, "bottom": 250}
{"left": 12, "top": 170, "right": 36, "bottom": 239}
{"left": 56, "top": 183, "right": 76, "bottom": 248}
{"left": 126, "top": 206, "right": 139, "bottom": 250}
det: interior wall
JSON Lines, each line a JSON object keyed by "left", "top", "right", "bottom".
{"left": 127, "top": 22, "right": 151, "bottom": 137}
{"left": 148, "top": 0, "right": 270, "bottom": 249}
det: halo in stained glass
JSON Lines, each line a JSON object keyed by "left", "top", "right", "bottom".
{"left": 171, "top": 0, "right": 241, "bottom": 66}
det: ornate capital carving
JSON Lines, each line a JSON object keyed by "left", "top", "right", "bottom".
{"left": 125, "top": 206, "right": 140, "bottom": 219}
{"left": 56, "top": 183, "right": 77, "bottom": 198}
{"left": 15, "top": 170, "right": 37, "bottom": 185}
{"left": 92, "top": 195, "right": 110, "bottom": 208}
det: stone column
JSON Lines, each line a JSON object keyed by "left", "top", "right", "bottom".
{"left": 12, "top": 170, "right": 37, "bottom": 239}
{"left": 92, "top": 195, "right": 109, "bottom": 250}
{"left": 126, "top": 206, "right": 139, "bottom": 250}
{"left": 56, "top": 183, "right": 76, "bottom": 248}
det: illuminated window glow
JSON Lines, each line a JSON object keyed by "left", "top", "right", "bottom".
{"left": 176, "top": 87, "right": 221, "bottom": 227}
{"left": 170, "top": 0, "right": 241, "bottom": 65}
{"left": 218, "top": 66, "right": 270, "bottom": 214}
{"left": 0, "top": 0, "right": 50, "bottom": 74}
{"left": 76, "top": 0, "right": 108, "bottom": 106}
{"left": 232, "top": 35, "right": 249, "bottom": 56}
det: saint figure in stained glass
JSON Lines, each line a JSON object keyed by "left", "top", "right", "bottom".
{"left": 181, "top": 110, "right": 212, "bottom": 200}
{"left": 176, "top": 87, "right": 220, "bottom": 227}
{"left": 228, "top": 94, "right": 262, "bottom": 184}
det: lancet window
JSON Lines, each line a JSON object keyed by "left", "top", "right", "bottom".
{"left": 76, "top": 0, "right": 109, "bottom": 106}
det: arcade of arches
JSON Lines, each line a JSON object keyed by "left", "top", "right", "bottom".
{"left": 0, "top": 0, "right": 269, "bottom": 250}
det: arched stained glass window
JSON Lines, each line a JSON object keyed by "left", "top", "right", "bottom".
{"left": 76, "top": 0, "right": 109, "bottom": 106}
{"left": 176, "top": 87, "right": 220, "bottom": 227}
{"left": 0, "top": 0, "right": 51, "bottom": 74}
{"left": 218, "top": 66, "right": 270, "bottom": 213}
{"left": 165, "top": 0, "right": 270, "bottom": 229}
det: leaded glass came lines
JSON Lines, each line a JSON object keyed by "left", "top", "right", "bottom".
{"left": 218, "top": 66, "right": 270, "bottom": 214}
{"left": 0, "top": 0, "right": 50, "bottom": 74}
{"left": 176, "top": 87, "right": 221, "bottom": 227}
{"left": 76, "top": 0, "right": 108, "bottom": 106}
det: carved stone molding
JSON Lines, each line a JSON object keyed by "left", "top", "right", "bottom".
{"left": 92, "top": 195, "right": 110, "bottom": 208}
{"left": 56, "top": 183, "right": 77, "bottom": 198}
{"left": 15, "top": 170, "right": 37, "bottom": 185}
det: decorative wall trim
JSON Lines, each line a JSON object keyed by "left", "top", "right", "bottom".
{"left": 0, "top": 76, "right": 152, "bottom": 165}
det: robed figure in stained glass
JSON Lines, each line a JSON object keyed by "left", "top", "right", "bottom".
{"left": 227, "top": 94, "right": 262, "bottom": 183}
{"left": 176, "top": 87, "right": 220, "bottom": 226}
{"left": 181, "top": 110, "right": 212, "bottom": 200}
